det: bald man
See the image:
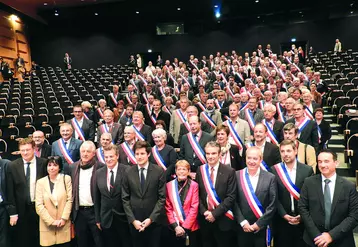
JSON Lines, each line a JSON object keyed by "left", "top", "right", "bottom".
{"left": 32, "top": 130, "right": 52, "bottom": 158}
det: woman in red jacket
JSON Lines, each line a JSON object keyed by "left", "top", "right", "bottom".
{"left": 165, "top": 160, "right": 199, "bottom": 247}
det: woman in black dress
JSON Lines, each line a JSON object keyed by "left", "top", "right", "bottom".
{"left": 314, "top": 108, "right": 332, "bottom": 152}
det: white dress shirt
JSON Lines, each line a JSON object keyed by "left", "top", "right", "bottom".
{"left": 79, "top": 166, "right": 94, "bottom": 206}
{"left": 107, "top": 163, "right": 118, "bottom": 191}
{"left": 138, "top": 162, "right": 149, "bottom": 180}
{"left": 321, "top": 173, "right": 337, "bottom": 203}
{"left": 284, "top": 162, "right": 297, "bottom": 213}
{"left": 23, "top": 156, "right": 37, "bottom": 202}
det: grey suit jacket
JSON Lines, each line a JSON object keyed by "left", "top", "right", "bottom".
{"left": 97, "top": 123, "right": 124, "bottom": 145}
{"left": 169, "top": 109, "right": 187, "bottom": 144}
{"left": 67, "top": 117, "right": 95, "bottom": 142}
{"left": 239, "top": 108, "right": 265, "bottom": 127}
{"left": 224, "top": 118, "right": 251, "bottom": 145}
{"left": 200, "top": 110, "right": 223, "bottom": 135}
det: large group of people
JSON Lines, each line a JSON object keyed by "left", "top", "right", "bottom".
{"left": 0, "top": 43, "right": 356, "bottom": 247}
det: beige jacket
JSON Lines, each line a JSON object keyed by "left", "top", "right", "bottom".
{"left": 297, "top": 141, "right": 317, "bottom": 173}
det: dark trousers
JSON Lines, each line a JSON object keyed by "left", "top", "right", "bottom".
{"left": 102, "top": 215, "right": 131, "bottom": 247}
{"left": 237, "top": 226, "right": 266, "bottom": 247}
{"left": 200, "top": 220, "right": 235, "bottom": 247}
{"left": 129, "top": 223, "right": 161, "bottom": 247}
{"left": 0, "top": 205, "right": 9, "bottom": 247}
{"left": 74, "top": 207, "right": 103, "bottom": 247}
{"left": 167, "top": 228, "right": 199, "bottom": 247}
{"left": 274, "top": 220, "right": 305, "bottom": 247}
{"left": 10, "top": 204, "right": 39, "bottom": 247}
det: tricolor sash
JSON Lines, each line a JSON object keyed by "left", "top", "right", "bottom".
{"left": 71, "top": 118, "right": 85, "bottom": 141}
{"left": 96, "top": 147, "right": 105, "bottom": 164}
{"left": 83, "top": 114, "right": 89, "bottom": 120}
{"left": 130, "top": 79, "right": 139, "bottom": 91}
{"left": 152, "top": 146, "right": 167, "bottom": 170}
{"left": 273, "top": 163, "right": 300, "bottom": 200}
{"left": 246, "top": 143, "right": 270, "bottom": 171}
{"left": 142, "top": 93, "right": 149, "bottom": 104}
{"left": 196, "top": 102, "right": 206, "bottom": 112}
{"left": 138, "top": 75, "right": 148, "bottom": 86}
{"left": 97, "top": 108, "right": 104, "bottom": 119}
{"left": 167, "top": 179, "right": 186, "bottom": 224}
{"left": 226, "top": 120, "right": 244, "bottom": 150}
{"left": 158, "top": 87, "right": 165, "bottom": 97}
{"left": 240, "top": 103, "right": 249, "bottom": 111}
{"left": 214, "top": 100, "right": 223, "bottom": 109}
{"left": 175, "top": 109, "right": 190, "bottom": 132}
{"left": 133, "top": 126, "right": 145, "bottom": 141}
{"left": 244, "top": 109, "right": 256, "bottom": 131}
{"left": 149, "top": 112, "right": 157, "bottom": 125}
{"left": 121, "top": 142, "right": 137, "bottom": 164}
{"left": 269, "top": 60, "right": 279, "bottom": 73}
{"left": 163, "top": 105, "right": 172, "bottom": 115}
{"left": 110, "top": 93, "right": 118, "bottom": 106}
{"left": 58, "top": 139, "right": 74, "bottom": 165}
{"left": 200, "top": 164, "right": 234, "bottom": 220}
{"left": 187, "top": 133, "right": 206, "bottom": 164}
{"left": 221, "top": 74, "right": 228, "bottom": 84}
{"left": 126, "top": 94, "right": 133, "bottom": 104}
{"left": 234, "top": 72, "right": 244, "bottom": 81}
{"left": 190, "top": 60, "right": 199, "bottom": 71}
{"left": 202, "top": 112, "right": 216, "bottom": 128}
{"left": 296, "top": 117, "right": 310, "bottom": 136}
{"left": 304, "top": 106, "right": 314, "bottom": 120}
{"left": 262, "top": 120, "right": 279, "bottom": 145}
{"left": 259, "top": 100, "right": 265, "bottom": 109}
{"left": 100, "top": 124, "right": 114, "bottom": 143}
{"left": 317, "top": 123, "right": 322, "bottom": 144}
{"left": 226, "top": 86, "right": 235, "bottom": 98}
{"left": 278, "top": 69, "right": 286, "bottom": 80}
{"left": 120, "top": 109, "right": 126, "bottom": 119}
{"left": 276, "top": 103, "right": 286, "bottom": 123}
{"left": 145, "top": 103, "right": 152, "bottom": 116}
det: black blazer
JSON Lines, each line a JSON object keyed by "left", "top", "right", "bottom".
{"left": 122, "top": 163, "right": 166, "bottom": 224}
{"left": 118, "top": 143, "right": 135, "bottom": 166}
{"left": 234, "top": 169, "right": 277, "bottom": 229}
{"left": 262, "top": 142, "right": 282, "bottom": 168}
{"left": 229, "top": 145, "right": 246, "bottom": 171}
{"left": 196, "top": 163, "right": 237, "bottom": 231}
{"left": 97, "top": 123, "right": 124, "bottom": 145}
{"left": 40, "top": 143, "right": 52, "bottom": 159}
{"left": 178, "top": 122, "right": 212, "bottom": 146}
{"left": 6, "top": 157, "right": 48, "bottom": 216}
{"left": 107, "top": 93, "right": 123, "bottom": 109}
{"left": 286, "top": 118, "right": 319, "bottom": 152}
{"left": 0, "top": 159, "right": 10, "bottom": 205}
{"left": 272, "top": 120, "right": 285, "bottom": 143}
{"left": 139, "top": 124, "right": 154, "bottom": 146}
{"left": 67, "top": 118, "right": 95, "bottom": 142}
{"left": 147, "top": 111, "right": 171, "bottom": 131}
{"left": 95, "top": 164, "right": 129, "bottom": 228}
{"left": 318, "top": 119, "right": 332, "bottom": 147}
{"left": 298, "top": 175, "right": 358, "bottom": 247}
{"left": 271, "top": 162, "right": 313, "bottom": 218}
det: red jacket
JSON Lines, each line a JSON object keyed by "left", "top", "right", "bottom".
{"left": 165, "top": 179, "right": 199, "bottom": 231}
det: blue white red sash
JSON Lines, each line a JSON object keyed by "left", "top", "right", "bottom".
{"left": 189, "top": 60, "right": 199, "bottom": 71}
{"left": 110, "top": 93, "right": 118, "bottom": 106}
{"left": 175, "top": 109, "right": 190, "bottom": 132}
{"left": 169, "top": 73, "right": 176, "bottom": 83}
{"left": 133, "top": 126, "right": 145, "bottom": 141}
{"left": 71, "top": 118, "right": 85, "bottom": 141}
{"left": 234, "top": 72, "right": 244, "bottom": 81}
{"left": 200, "top": 164, "right": 234, "bottom": 220}
{"left": 244, "top": 109, "right": 256, "bottom": 131}
{"left": 174, "top": 86, "right": 180, "bottom": 96}
{"left": 167, "top": 179, "right": 186, "bottom": 224}
{"left": 226, "top": 86, "right": 235, "bottom": 98}
{"left": 226, "top": 120, "right": 243, "bottom": 150}
{"left": 304, "top": 105, "right": 314, "bottom": 120}
{"left": 187, "top": 133, "right": 206, "bottom": 164}
{"left": 163, "top": 105, "right": 172, "bottom": 115}
{"left": 278, "top": 69, "right": 286, "bottom": 80}
{"left": 196, "top": 102, "right": 206, "bottom": 111}
{"left": 276, "top": 103, "right": 286, "bottom": 123}
{"left": 273, "top": 163, "right": 300, "bottom": 200}
{"left": 214, "top": 100, "right": 223, "bottom": 109}
{"left": 58, "top": 139, "right": 74, "bottom": 165}
{"left": 296, "top": 117, "right": 310, "bottom": 136}
{"left": 179, "top": 74, "right": 190, "bottom": 87}
{"left": 120, "top": 109, "right": 126, "bottom": 119}
{"left": 130, "top": 79, "right": 138, "bottom": 91}
{"left": 97, "top": 108, "right": 104, "bottom": 119}
{"left": 262, "top": 120, "right": 279, "bottom": 145}
{"left": 121, "top": 142, "right": 137, "bottom": 164}
{"left": 158, "top": 87, "right": 165, "bottom": 97}
{"left": 126, "top": 94, "right": 133, "bottom": 104}
{"left": 149, "top": 112, "right": 157, "bottom": 126}
{"left": 138, "top": 75, "right": 148, "bottom": 86}
{"left": 142, "top": 93, "right": 149, "bottom": 104}
{"left": 317, "top": 123, "right": 322, "bottom": 144}
{"left": 96, "top": 147, "right": 105, "bottom": 164}
{"left": 221, "top": 74, "right": 228, "bottom": 84}
{"left": 83, "top": 114, "right": 89, "bottom": 120}
{"left": 152, "top": 146, "right": 167, "bottom": 170}
{"left": 240, "top": 168, "right": 271, "bottom": 246}
{"left": 100, "top": 124, "right": 114, "bottom": 143}
{"left": 259, "top": 100, "right": 265, "bottom": 109}
{"left": 246, "top": 143, "right": 270, "bottom": 171}
{"left": 269, "top": 60, "right": 279, "bottom": 73}
{"left": 202, "top": 112, "right": 216, "bottom": 128}
{"left": 240, "top": 103, "right": 249, "bottom": 111}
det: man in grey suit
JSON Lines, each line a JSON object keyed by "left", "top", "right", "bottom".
{"left": 234, "top": 146, "right": 277, "bottom": 247}
{"left": 97, "top": 109, "right": 123, "bottom": 145}
{"left": 179, "top": 116, "right": 214, "bottom": 174}
{"left": 239, "top": 96, "right": 264, "bottom": 134}
{"left": 122, "top": 141, "right": 166, "bottom": 247}
{"left": 200, "top": 99, "right": 223, "bottom": 136}
{"left": 67, "top": 105, "right": 95, "bottom": 142}
{"left": 298, "top": 150, "right": 358, "bottom": 247}
{"left": 51, "top": 123, "right": 83, "bottom": 174}
{"left": 224, "top": 103, "right": 251, "bottom": 146}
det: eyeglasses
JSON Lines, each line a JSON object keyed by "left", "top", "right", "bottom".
{"left": 293, "top": 108, "right": 303, "bottom": 111}
{"left": 48, "top": 156, "right": 61, "bottom": 161}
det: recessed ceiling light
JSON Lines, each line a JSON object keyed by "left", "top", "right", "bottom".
{"left": 95, "top": 13, "right": 98, "bottom": 16}
{"left": 214, "top": 5, "right": 218, "bottom": 8}
{"left": 55, "top": 12, "right": 59, "bottom": 16}
{"left": 217, "top": 20, "right": 220, "bottom": 23}
{"left": 351, "top": 11, "right": 354, "bottom": 14}
{"left": 44, "top": 3, "right": 48, "bottom": 5}
{"left": 136, "top": 11, "right": 139, "bottom": 14}
{"left": 257, "top": 16, "right": 260, "bottom": 18}
{"left": 177, "top": 7, "right": 181, "bottom": 11}
{"left": 255, "top": 0, "right": 259, "bottom": 3}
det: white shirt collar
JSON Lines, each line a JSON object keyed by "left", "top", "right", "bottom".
{"left": 23, "top": 155, "right": 36, "bottom": 165}
{"left": 284, "top": 160, "right": 297, "bottom": 171}
{"left": 108, "top": 163, "right": 118, "bottom": 173}
{"left": 62, "top": 137, "right": 71, "bottom": 144}
{"left": 208, "top": 162, "right": 220, "bottom": 170}
{"left": 321, "top": 173, "right": 337, "bottom": 184}
{"left": 247, "top": 167, "right": 260, "bottom": 178}
{"left": 139, "top": 162, "right": 149, "bottom": 170}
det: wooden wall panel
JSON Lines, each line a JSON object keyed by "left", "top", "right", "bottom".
{"left": 0, "top": 46, "right": 16, "bottom": 59}
{"left": 0, "top": 26, "right": 15, "bottom": 39}
{"left": 0, "top": 37, "right": 15, "bottom": 49}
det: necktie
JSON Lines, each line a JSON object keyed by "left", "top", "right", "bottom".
{"left": 140, "top": 168, "right": 146, "bottom": 192}
{"left": 210, "top": 167, "right": 215, "bottom": 185}
{"left": 26, "top": 162, "right": 31, "bottom": 203}
{"left": 109, "top": 170, "right": 114, "bottom": 193}
{"left": 324, "top": 179, "right": 332, "bottom": 229}
{"left": 108, "top": 125, "right": 112, "bottom": 132}
{"left": 64, "top": 142, "right": 68, "bottom": 149}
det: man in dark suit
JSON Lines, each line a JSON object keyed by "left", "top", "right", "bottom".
{"left": 97, "top": 109, "right": 124, "bottom": 145}
{"left": 302, "top": 91, "right": 320, "bottom": 120}
{"left": 14, "top": 53, "right": 25, "bottom": 71}
{"left": 131, "top": 94, "right": 145, "bottom": 115}
{"left": 70, "top": 141, "right": 104, "bottom": 247}
{"left": 196, "top": 141, "right": 237, "bottom": 247}
{"left": 147, "top": 99, "right": 171, "bottom": 130}
{"left": 234, "top": 146, "right": 277, "bottom": 247}
{"left": 6, "top": 138, "right": 47, "bottom": 247}
{"left": 67, "top": 105, "right": 95, "bottom": 142}
{"left": 271, "top": 140, "right": 314, "bottom": 247}
{"left": 95, "top": 144, "right": 131, "bottom": 247}
{"left": 240, "top": 96, "right": 265, "bottom": 133}
{"left": 298, "top": 150, "right": 358, "bottom": 247}
{"left": 107, "top": 84, "right": 123, "bottom": 110}
{"left": 0, "top": 158, "right": 11, "bottom": 247}
{"left": 214, "top": 90, "right": 232, "bottom": 121}
{"left": 287, "top": 102, "right": 319, "bottom": 152}
{"left": 122, "top": 141, "right": 166, "bottom": 247}
{"left": 132, "top": 111, "right": 153, "bottom": 145}
{"left": 179, "top": 116, "right": 214, "bottom": 174}
{"left": 248, "top": 123, "right": 281, "bottom": 170}
{"left": 51, "top": 123, "right": 83, "bottom": 175}
{"left": 263, "top": 104, "right": 284, "bottom": 144}
{"left": 32, "top": 130, "right": 52, "bottom": 158}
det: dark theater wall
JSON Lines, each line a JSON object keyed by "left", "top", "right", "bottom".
{"left": 29, "top": 16, "right": 358, "bottom": 69}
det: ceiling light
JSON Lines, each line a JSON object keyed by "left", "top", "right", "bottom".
{"left": 351, "top": 11, "right": 354, "bottom": 14}
{"left": 177, "top": 7, "right": 181, "bottom": 11}
{"left": 136, "top": 11, "right": 139, "bottom": 14}
{"left": 257, "top": 16, "right": 260, "bottom": 18}
{"left": 44, "top": 3, "right": 48, "bottom": 5}
{"left": 95, "top": 13, "right": 98, "bottom": 16}
{"left": 55, "top": 13, "right": 59, "bottom": 16}
{"left": 10, "top": 15, "right": 19, "bottom": 22}
{"left": 148, "top": 49, "right": 152, "bottom": 53}
{"left": 255, "top": 0, "right": 259, "bottom": 3}
{"left": 215, "top": 12, "right": 221, "bottom": 18}
{"left": 217, "top": 21, "right": 220, "bottom": 23}
{"left": 214, "top": 5, "right": 218, "bottom": 8}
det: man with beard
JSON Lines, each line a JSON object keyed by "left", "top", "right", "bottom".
{"left": 200, "top": 99, "right": 223, "bottom": 135}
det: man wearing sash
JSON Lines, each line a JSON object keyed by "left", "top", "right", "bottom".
{"left": 122, "top": 141, "right": 166, "bottom": 247}
{"left": 147, "top": 99, "right": 171, "bottom": 131}
{"left": 70, "top": 141, "right": 104, "bottom": 247}
{"left": 224, "top": 103, "right": 251, "bottom": 146}
{"left": 94, "top": 99, "right": 107, "bottom": 126}
{"left": 263, "top": 104, "right": 284, "bottom": 144}
{"left": 234, "top": 146, "right": 277, "bottom": 247}
{"left": 275, "top": 92, "right": 288, "bottom": 122}
{"left": 196, "top": 141, "right": 237, "bottom": 247}
{"left": 200, "top": 99, "right": 223, "bottom": 136}
{"left": 143, "top": 94, "right": 155, "bottom": 127}
{"left": 95, "top": 144, "right": 131, "bottom": 247}
{"left": 119, "top": 103, "right": 134, "bottom": 129}
{"left": 141, "top": 84, "right": 157, "bottom": 105}
{"left": 107, "top": 84, "right": 123, "bottom": 110}
{"left": 124, "top": 84, "right": 137, "bottom": 105}
{"left": 239, "top": 97, "right": 264, "bottom": 134}
{"left": 131, "top": 94, "right": 145, "bottom": 114}
{"left": 302, "top": 91, "right": 320, "bottom": 120}
{"left": 179, "top": 116, "right": 214, "bottom": 174}
{"left": 170, "top": 97, "right": 190, "bottom": 145}
{"left": 97, "top": 109, "right": 124, "bottom": 145}
{"left": 51, "top": 123, "right": 83, "bottom": 175}
{"left": 96, "top": 133, "right": 112, "bottom": 164}
{"left": 67, "top": 105, "right": 95, "bottom": 142}
{"left": 215, "top": 90, "right": 232, "bottom": 121}
{"left": 132, "top": 111, "right": 153, "bottom": 145}
{"left": 287, "top": 102, "right": 319, "bottom": 152}
{"left": 271, "top": 140, "right": 313, "bottom": 247}
{"left": 118, "top": 126, "right": 137, "bottom": 166}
